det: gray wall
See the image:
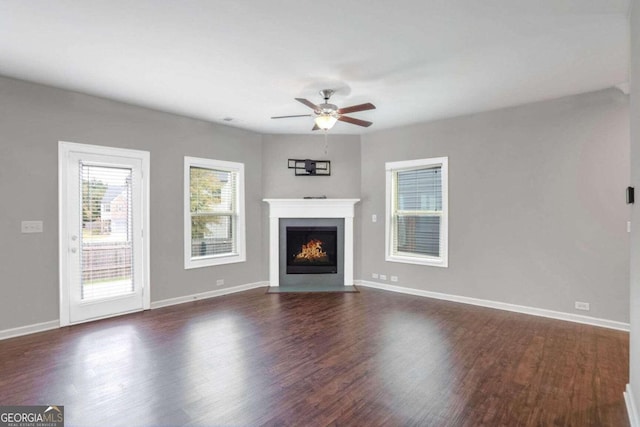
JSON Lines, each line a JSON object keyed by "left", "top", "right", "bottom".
{"left": 261, "top": 134, "right": 361, "bottom": 199}
{"left": 361, "top": 89, "right": 630, "bottom": 322}
{"left": 0, "top": 74, "right": 631, "bottom": 332}
{"left": 0, "top": 76, "right": 263, "bottom": 330}
{"left": 629, "top": 0, "right": 640, "bottom": 412}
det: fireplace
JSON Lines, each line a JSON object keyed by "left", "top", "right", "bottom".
{"left": 263, "top": 198, "right": 359, "bottom": 287}
{"left": 286, "top": 226, "right": 338, "bottom": 274}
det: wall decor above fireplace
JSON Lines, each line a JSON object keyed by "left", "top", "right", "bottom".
{"left": 288, "top": 159, "right": 331, "bottom": 176}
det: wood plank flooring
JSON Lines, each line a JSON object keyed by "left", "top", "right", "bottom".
{"left": 0, "top": 287, "right": 629, "bottom": 426}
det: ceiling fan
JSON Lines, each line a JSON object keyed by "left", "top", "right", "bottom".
{"left": 271, "top": 89, "right": 376, "bottom": 131}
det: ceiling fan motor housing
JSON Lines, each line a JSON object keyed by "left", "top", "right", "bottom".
{"left": 318, "top": 103, "right": 338, "bottom": 115}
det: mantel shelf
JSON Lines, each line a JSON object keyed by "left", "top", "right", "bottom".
{"left": 263, "top": 198, "right": 360, "bottom": 219}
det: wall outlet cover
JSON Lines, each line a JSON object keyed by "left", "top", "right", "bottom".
{"left": 21, "top": 220, "right": 43, "bottom": 233}
{"left": 574, "top": 301, "right": 590, "bottom": 311}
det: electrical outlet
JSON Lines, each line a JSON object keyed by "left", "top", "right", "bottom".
{"left": 21, "top": 220, "right": 43, "bottom": 233}
{"left": 379, "top": 274, "right": 387, "bottom": 280}
{"left": 371, "top": 273, "right": 379, "bottom": 279}
{"left": 390, "top": 276, "right": 398, "bottom": 282}
{"left": 575, "top": 301, "right": 590, "bottom": 311}
{"left": 216, "top": 279, "right": 224, "bottom": 287}
{"left": 372, "top": 214, "right": 377, "bottom": 223}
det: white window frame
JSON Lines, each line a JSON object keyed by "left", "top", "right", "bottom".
{"left": 385, "top": 157, "right": 448, "bottom": 267}
{"left": 184, "top": 156, "right": 246, "bottom": 269}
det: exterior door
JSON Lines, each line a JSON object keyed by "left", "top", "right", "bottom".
{"left": 59, "top": 142, "right": 150, "bottom": 325}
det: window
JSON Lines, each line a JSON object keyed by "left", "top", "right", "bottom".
{"left": 386, "top": 157, "right": 448, "bottom": 267}
{"left": 184, "top": 156, "right": 246, "bottom": 269}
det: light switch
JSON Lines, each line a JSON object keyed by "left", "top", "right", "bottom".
{"left": 21, "top": 220, "right": 43, "bottom": 233}
{"left": 372, "top": 214, "right": 377, "bottom": 223}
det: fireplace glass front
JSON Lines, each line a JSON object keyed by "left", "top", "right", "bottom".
{"left": 286, "top": 226, "right": 338, "bottom": 274}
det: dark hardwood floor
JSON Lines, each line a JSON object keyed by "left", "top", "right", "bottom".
{"left": 0, "top": 287, "right": 629, "bottom": 426}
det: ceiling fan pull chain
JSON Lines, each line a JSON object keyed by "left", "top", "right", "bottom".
{"left": 324, "top": 131, "right": 329, "bottom": 156}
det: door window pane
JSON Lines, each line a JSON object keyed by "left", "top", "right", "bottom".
{"left": 80, "top": 164, "right": 134, "bottom": 300}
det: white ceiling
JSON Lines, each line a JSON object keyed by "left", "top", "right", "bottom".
{"left": 0, "top": 0, "right": 631, "bottom": 135}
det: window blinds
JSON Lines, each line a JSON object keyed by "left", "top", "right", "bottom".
{"left": 393, "top": 166, "right": 442, "bottom": 257}
{"left": 80, "top": 163, "right": 134, "bottom": 300}
{"left": 190, "top": 166, "right": 237, "bottom": 258}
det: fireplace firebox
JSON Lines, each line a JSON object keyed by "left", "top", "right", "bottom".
{"left": 286, "top": 226, "right": 338, "bottom": 274}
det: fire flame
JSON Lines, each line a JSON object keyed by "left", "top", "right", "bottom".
{"left": 295, "top": 239, "right": 329, "bottom": 262}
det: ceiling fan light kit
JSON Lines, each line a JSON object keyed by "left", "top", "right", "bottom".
{"left": 314, "top": 114, "right": 338, "bottom": 130}
{"left": 272, "top": 89, "right": 376, "bottom": 131}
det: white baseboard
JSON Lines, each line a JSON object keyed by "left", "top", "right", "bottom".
{"left": 1, "top": 281, "right": 626, "bottom": 339}
{"left": 626, "top": 384, "right": 640, "bottom": 427}
{"left": 151, "top": 281, "right": 268, "bottom": 309}
{"left": 356, "top": 280, "right": 630, "bottom": 331}
{"left": 0, "top": 320, "right": 59, "bottom": 341}
{"left": 0, "top": 282, "right": 268, "bottom": 341}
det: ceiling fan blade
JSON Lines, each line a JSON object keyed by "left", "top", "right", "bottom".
{"left": 312, "top": 124, "right": 320, "bottom": 131}
{"left": 295, "top": 98, "right": 320, "bottom": 111}
{"left": 337, "top": 102, "right": 376, "bottom": 115}
{"left": 338, "top": 115, "right": 373, "bottom": 127}
{"left": 271, "top": 114, "right": 312, "bottom": 119}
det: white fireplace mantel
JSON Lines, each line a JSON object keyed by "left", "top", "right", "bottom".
{"left": 263, "top": 198, "right": 360, "bottom": 287}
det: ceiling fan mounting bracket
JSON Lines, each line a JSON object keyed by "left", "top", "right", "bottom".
{"left": 319, "top": 89, "right": 335, "bottom": 101}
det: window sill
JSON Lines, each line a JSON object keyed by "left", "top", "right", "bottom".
{"left": 185, "top": 253, "right": 246, "bottom": 269}
{"left": 386, "top": 253, "right": 448, "bottom": 268}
